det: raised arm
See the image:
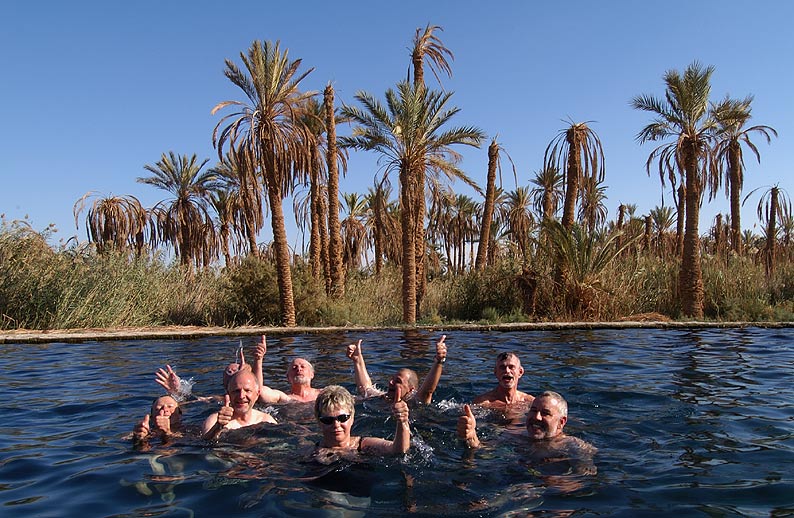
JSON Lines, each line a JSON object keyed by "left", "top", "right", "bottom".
{"left": 416, "top": 335, "right": 447, "bottom": 404}
{"left": 457, "top": 404, "right": 481, "bottom": 449}
{"left": 252, "top": 335, "right": 292, "bottom": 404}
{"left": 346, "top": 339, "right": 375, "bottom": 396}
{"left": 361, "top": 384, "right": 411, "bottom": 455}
{"left": 202, "top": 395, "right": 234, "bottom": 441}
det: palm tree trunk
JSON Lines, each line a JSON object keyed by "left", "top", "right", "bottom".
{"left": 400, "top": 166, "right": 417, "bottom": 324}
{"left": 643, "top": 215, "right": 652, "bottom": 251}
{"left": 266, "top": 185, "right": 297, "bottom": 327}
{"left": 475, "top": 139, "right": 498, "bottom": 270}
{"left": 680, "top": 151, "right": 705, "bottom": 318}
{"left": 728, "top": 142, "right": 743, "bottom": 255}
{"left": 325, "top": 84, "right": 344, "bottom": 298}
{"left": 560, "top": 131, "right": 581, "bottom": 231}
{"left": 765, "top": 186, "right": 779, "bottom": 276}
{"left": 676, "top": 184, "right": 685, "bottom": 257}
{"left": 309, "top": 154, "right": 322, "bottom": 280}
{"left": 414, "top": 172, "right": 426, "bottom": 321}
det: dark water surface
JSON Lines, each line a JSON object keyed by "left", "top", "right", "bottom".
{"left": 1, "top": 328, "right": 793, "bottom": 517}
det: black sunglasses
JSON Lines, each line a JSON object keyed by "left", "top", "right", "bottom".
{"left": 319, "top": 414, "right": 351, "bottom": 425}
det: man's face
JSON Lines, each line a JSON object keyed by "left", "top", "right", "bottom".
{"left": 227, "top": 373, "right": 260, "bottom": 414}
{"left": 526, "top": 396, "right": 567, "bottom": 440}
{"left": 387, "top": 370, "right": 414, "bottom": 401}
{"left": 151, "top": 396, "right": 181, "bottom": 429}
{"left": 495, "top": 355, "right": 524, "bottom": 390}
{"left": 287, "top": 358, "right": 314, "bottom": 385}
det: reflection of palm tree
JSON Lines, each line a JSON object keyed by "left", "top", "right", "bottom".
{"left": 633, "top": 61, "right": 719, "bottom": 317}
{"left": 341, "top": 81, "right": 484, "bottom": 324}
{"left": 712, "top": 95, "right": 777, "bottom": 254}
{"left": 212, "top": 40, "right": 316, "bottom": 327}
{"left": 544, "top": 121, "right": 605, "bottom": 231}
{"left": 137, "top": 152, "right": 218, "bottom": 268}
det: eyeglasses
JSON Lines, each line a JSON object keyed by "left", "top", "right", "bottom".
{"left": 318, "top": 414, "right": 351, "bottom": 425}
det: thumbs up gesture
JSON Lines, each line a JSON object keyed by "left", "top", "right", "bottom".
{"left": 392, "top": 384, "right": 409, "bottom": 424}
{"left": 346, "top": 339, "right": 363, "bottom": 363}
{"left": 217, "top": 395, "right": 234, "bottom": 428}
{"left": 457, "top": 404, "right": 480, "bottom": 448}
{"left": 133, "top": 414, "right": 151, "bottom": 442}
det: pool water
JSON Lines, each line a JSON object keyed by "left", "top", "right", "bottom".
{"left": 1, "top": 327, "right": 793, "bottom": 517}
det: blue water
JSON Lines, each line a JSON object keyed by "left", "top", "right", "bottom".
{"left": 1, "top": 328, "right": 793, "bottom": 517}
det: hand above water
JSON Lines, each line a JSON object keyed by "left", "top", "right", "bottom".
{"left": 155, "top": 365, "right": 180, "bottom": 394}
{"left": 253, "top": 335, "right": 266, "bottom": 363}
{"left": 457, "top": 404, "right": 480, "bottom": 448}
{"left": 346, "top": 339, "right": 364, "bottom": 364}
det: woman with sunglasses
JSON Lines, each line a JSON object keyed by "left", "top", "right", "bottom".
{"left": 314, "top": 384, "right": 411, "bottom": 458}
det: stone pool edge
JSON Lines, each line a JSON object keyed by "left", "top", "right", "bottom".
{"left": 2, "top": 321, "right": 794, "bottom": 344}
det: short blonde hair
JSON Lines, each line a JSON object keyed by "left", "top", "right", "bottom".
{"left": 315, "top": 385, "right": 355, "bottom": 419}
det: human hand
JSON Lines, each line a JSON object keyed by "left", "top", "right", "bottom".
{"left": 153, "top": 413, "right": 172, "bottom": 435}
{"left": 392, "top": 385, "right": 409, "bottom": 424}
{"left": 457, "top": 404, "right": 478, "bottom": 443}
{"left": 253, "top": 335, "right": 267, "bottom": 362}
{"left": 346, "top": 339, "right": 363, "bottom": 363}
{"left": 435, "top": 335, "right": 447, "bottom": 363}
{"left": 155, "top": 365, "right": 180, "bottom": 394}
{"left": 217, "top": 395, "right": 234, "bottom": 428}
{"left": 133, "top": 414, "right": 150, "bottom": 441}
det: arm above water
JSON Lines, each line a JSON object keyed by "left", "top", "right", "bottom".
{"left": 457, "top": 404, "right": 481, "bottom": 449}
{"left": 360, "top": 385, "right": 411, "bottom": 455}
{"left": 252, "top": 335, "right": 292, "bottom": 404}
{"left": 346, "top": 339, "right": 376, "bottom": 397}
{"left": 416, "top": 335, "right": 447, "bottom": 404}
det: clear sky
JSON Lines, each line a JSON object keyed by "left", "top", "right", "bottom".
{"left": 2, "top": 1, "right": 792, "bottom": 251}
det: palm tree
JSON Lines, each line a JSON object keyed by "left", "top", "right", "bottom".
{"left": 212, "top": 40, "right": 316, "bottom": 327}
{"left": 578, "top": 176, "right": 608, "bottom": 233}
{"left": 366, "top": 182, "right": 399, "bottom": 275}
{"left": 340, "top": 81, "right": 484, "bottom": 323}
{"left": 633, "top": 61, "right": 720, "bottom": 318}
{"left": 408, "top": 24, "right": 455, "bottom": 316}
{"left": 543, "top": 121, "right": 605, "bottom": 231}
{"left": 73, "top": 192, "right": 149, "bottom": 255}
{"left": 712, "top": 95, "right": 777, "bottom": 254}
{"left": 209, "top": 153, "right": 256, "bottom": 261}
{"left": 340, "top": 192, "right": 369, "bottom": 270}
{"left": 649, "top": 205, "right": 676, "bottom": 258}
{"left": 501, "top": 186, "right": 535, "bottom": 262}
{"left": 530, "top": 166, "right": 563, "bottom": 223}
{"left": 324, "top": 83, "right": 345, "bottom": 296}
{"left": 137, "top": 152, "right": 218, "bottom": 267}
{"left": 476, "top": 138, "right": 514, "bottom": 270}
{"left": 756, "top": 185, "right": 791, "bottom": 276}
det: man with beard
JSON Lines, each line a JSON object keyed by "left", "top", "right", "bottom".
{"left": 201, "top": 370, "right": 277, "bottom": 441}
{"left": 457, "top": 390, "right": 596, "bottom": 476}
{"left": 472, "top": 352, "right": 534, "bottom": 420}
{"left": 252, "top": 335, "right": 322, "bottom": 404}
{"left": 345, "top": 335, "right": 447, "bottom": 404}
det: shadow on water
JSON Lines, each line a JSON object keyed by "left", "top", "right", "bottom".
{"left": 0, "top": 328, "right": 793, "bottom": 516}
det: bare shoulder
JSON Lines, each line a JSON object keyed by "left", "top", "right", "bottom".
{"left": 253, "top": 409, "right": 278, "bottom": 424}
{"left": 518, "top": 391, "right": 534, "bottom": 403}
{"left": 561, "top": 435, "right": 597, "bottom": 456}
{"left": 473, "top": 389, "right": 498, "bottom": 405}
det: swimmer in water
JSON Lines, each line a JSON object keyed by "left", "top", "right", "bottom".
{"left": 201, "top": 370, "right": 277, "bottom": 441}
{"left": 313, "top": 384, "right": 410, "bottom": 460}
{"left": 345, "top": 335, "right": 447, "bottom": 404}
{"left": 251, "top": 335, "right": 323, "bottom": 404}
{"left": 131, "top": 395, "right": 183, "bottom": 448}
{"left": 471, "top": 352, "right": 534, "bottom": 422}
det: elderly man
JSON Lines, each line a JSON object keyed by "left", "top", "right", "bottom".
{"left": 132, "top": 395, "right": 183, "bottom": 447}
{"left": 201, "top": 370, "right": 276, "bottom": 441}
{"left": 346, "top": 335, "right": 447, "bottom": 404}
{"left": 473, "top": 352, "right": 534, "bottom": 416}
{"left": 252, "top": 335, "right": 322, "bottom": 404}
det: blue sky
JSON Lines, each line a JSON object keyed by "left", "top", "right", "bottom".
{"left": 2, "top": 1, "right": 792, "bottom": 251}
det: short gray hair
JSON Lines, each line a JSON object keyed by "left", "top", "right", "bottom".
{"left": 315, "top": 385, "right": 355, "bottom": 419}
{"left": 537, "top": 390, "right": 568, "bottom": 417}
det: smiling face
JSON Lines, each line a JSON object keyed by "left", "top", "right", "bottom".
{"left": 287, "top": 358, "right": 314, "bottom": 386}
{"left": 494, "top": 353, "right": 524, "bottom": 390}
{"left": 226, "top": 371, "right": 260, "bottom": 415}
{"left": 526, "top": 394, "right": 567, "bottom": 441}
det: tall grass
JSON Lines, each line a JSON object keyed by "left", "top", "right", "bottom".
{"left": 2, "top": 219, "right": 793, "bottom": 330}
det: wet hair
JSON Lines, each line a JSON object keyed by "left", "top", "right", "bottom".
{"left": 496, "top": 352, "right": 521, "bottom": 365}
{"left": 536, "top": 390, "right": 568, "bottom": 417}
{"left": 315, "top": 385, "right": 355, "bottom": 419}
{"left": 150, "top": 395, "right": 182, "bottom": 417}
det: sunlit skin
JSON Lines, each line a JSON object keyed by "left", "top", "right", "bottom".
{"left": 132, "top": 395, "right": 182, "bottom": 444}
{"left": 386, "top": 369, "right": 417, "bottom": 402}
{"left": 526, "top": 395, "right": 567, "bottom": 441}
{"left": 202, "top": 370, "right": 276, "bottom": 440}
{"left": 318, "top": 404, "right": 355, "bottom": 449}
{"left": 252, "top": 336, "right": 322, "bottom": 403}
{"left": 473, "top": 353, "right": 534, "bottom": 410}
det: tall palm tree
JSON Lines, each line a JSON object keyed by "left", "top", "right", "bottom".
{"left": 712, "top": 95, "right": 777, "bottom": 254}
{"left": 649, "top": 205, "right": 676, "bottom": 258}
{"left": 633, "top": 61, "right": 719, "bottom": 318}
{"left": 543, "top": 121, "right": 605, "bottom": 231}
{"left": 340, "top": 81, "right": 484, "bottom": 324}
{"left": 409, "top": 24, "right": 455, "bottom": 316}
{"left": 756, "top": 185, "right": 790, "bottom": 276}
{"left": 476, "top": 138, "right": 514, "bottom": 270}
{"left": 366, "top": 182, "right": 399, "bottom": 275}
{"left": 578, "top": 176, "right": 608, "bottom": 233}
{"left": 324, "top": 83, "right": 345, "bottom": 296}
{"left": 212, "top": 40, "right": 316, "bottom": 327}
{"left": 501, "top": 186, "right": 535, "bottom": 262}
{"left": 209, "top": 153, "right": 257, "bottom": 259}
{"left": 530, "top": 165, "right": 563, "bottom": 223}
{"left": 137, "top": 152, "right": 218, "bottom": 267}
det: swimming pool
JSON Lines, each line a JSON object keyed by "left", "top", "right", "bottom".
{"left": 1, "top": 327, "right": 792, "bottom": 516}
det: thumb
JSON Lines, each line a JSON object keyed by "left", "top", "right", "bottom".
{"left": 395, "top": 383, "right": 403, "bottom": 403}
{"left": 463, "top": 404, "right": 474, "bottom": 417}
{"left": 356, "top": 339, "right": 363, "bottom": 353}
{"left": 143, "top": 414, "right": 150, "bottom": 425}
{"left": 438, "top": 334, "right": 446, "bottom": 345}
{"left": 224, "top": 394, "right": 231, "bottom": 407}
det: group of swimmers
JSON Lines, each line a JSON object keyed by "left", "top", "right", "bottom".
{"left": 132, "top": 335, "right": 595, "bottom": 468}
